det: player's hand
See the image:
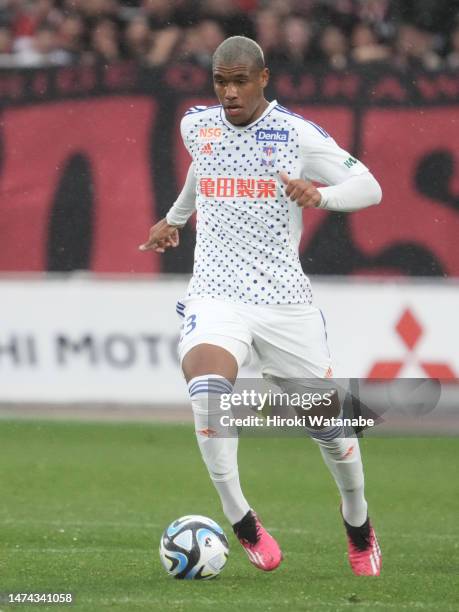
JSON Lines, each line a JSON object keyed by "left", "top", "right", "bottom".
{"left": 138, "top": 218, "right": 181, "bottom": 253}
{"left": 280, "top": 172, "right": 322, "bottom": 208}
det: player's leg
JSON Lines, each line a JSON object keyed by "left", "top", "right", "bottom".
{"left": 178, "top": 297, "right": 282, "bottom": 571}
{"left": 311, "top": 429, "right": 380, "bottom": 576}
{"left": 266, "top": 373, "right": 369, "bottom": 531}
{"left": 311, "top": 423, "right": 368, "bottom": 529}
{"left": 182, "top": 341, "right": 251, "bottom": 526}
{"left": 250, "top": 302, "right": 381, "bottom": 575}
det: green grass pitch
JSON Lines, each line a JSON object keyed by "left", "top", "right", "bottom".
{"left": 1, "top": 419, "right": 458, "bottom": 611}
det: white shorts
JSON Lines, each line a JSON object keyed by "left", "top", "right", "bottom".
{"left": 176, "top": 297, "right": 332, "bottom": 379}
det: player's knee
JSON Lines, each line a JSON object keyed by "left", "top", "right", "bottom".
{"left": 300, "top": 388, "right": 341, "bottom": 422}
{"left": 183, "top": 345, "right": 238, "bottom": 383}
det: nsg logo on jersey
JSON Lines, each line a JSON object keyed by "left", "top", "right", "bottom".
{"left": 256, "top": 128, "right": 289, "bottom": 143}
{"left": 198, "top": 127, "right": 222, "bottom": 141}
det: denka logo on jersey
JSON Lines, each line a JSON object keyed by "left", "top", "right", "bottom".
{"left": 199, "top": 127, "right": 222, "bottom": 141}
{"left": 256, "top": 129, "right": 289, "bottom": 143}
{"left": 199, "top": 177, "right": 277, "bottom": 198}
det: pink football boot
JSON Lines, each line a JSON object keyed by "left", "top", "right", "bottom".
{"left": 233, "top": 510, "right": 283, "bottom": 571}
{"left": 343, "top": 514, "right": 382, "bottom": 576}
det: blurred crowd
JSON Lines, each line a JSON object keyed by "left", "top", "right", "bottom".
{"left": 0, "top": 0, "right": 458, "bottom": 70}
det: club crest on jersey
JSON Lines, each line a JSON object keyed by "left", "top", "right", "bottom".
{"left": 256, "top": 128, "right": 289, "bottom": 143}
{"left": 260, "top": 144, "right": 277, "bottom": 167}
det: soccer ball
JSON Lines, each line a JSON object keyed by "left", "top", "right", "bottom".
{"left": 159, "top": 515, "right": 229, "bottom": 580}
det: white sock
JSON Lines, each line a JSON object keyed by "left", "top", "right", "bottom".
{"left": 211, "top": 473, "right": 250, "bottom": 525}
{"left": 189, "top": 375, "right": 250, "bottom": 525}
{"left": 312, "top": 433, "right": 368, "bottom": 527}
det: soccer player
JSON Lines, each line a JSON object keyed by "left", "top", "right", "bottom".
{"left": 140, "top": 36, "right": 382, "bottom": 576}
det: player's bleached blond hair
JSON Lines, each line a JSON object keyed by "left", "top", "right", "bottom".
{"left": 212, "top": 36, "right": 265, "bottom": 71}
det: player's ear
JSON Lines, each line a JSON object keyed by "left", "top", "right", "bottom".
{"left": 260, "top": 67, "right": 269, "bottom": 89}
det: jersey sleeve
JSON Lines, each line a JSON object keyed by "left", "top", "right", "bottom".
{"left": 180, "top": 111, "right": 197, "bottom": 159}
{"left": 298, "top": 121, "right": 369, "bottom": 185}
{"left": 166, "top": 162, "right": 196, "bottom": 226}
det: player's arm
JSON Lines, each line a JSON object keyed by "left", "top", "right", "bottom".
{"left": 281, "top": 171, "right": 382, "bottom": 211}
{"left": 166, "top": 162, "right": 197, "bottom": 226}
{"left": 139, "top": 162, "right": 196, "bottom": 253}
{"left": 283, "top": 123, "right": 382, "bottom": 211}
{"left": 316, "top": 172, "right": 382, "bottom": 212}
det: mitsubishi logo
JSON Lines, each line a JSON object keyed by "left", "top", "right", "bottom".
{"left": 367, "top": 308, "right": 456, "bottom": 379}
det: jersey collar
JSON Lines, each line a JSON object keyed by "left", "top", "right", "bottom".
{"left": 219, "top": 99, "right": 278, "bottom": 130}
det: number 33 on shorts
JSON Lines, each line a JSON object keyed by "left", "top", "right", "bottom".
{"left": 177, "top": 300, "right": 197, "bottom": 343}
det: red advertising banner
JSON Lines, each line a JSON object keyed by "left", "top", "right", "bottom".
{"left": 355, "top": 107, "right": 459, "bottom": 276}
{"left": 1, "top": 96, "right": 159, "bottom": 273}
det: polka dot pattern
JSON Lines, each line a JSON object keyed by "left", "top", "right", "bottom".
{"left": 181, "top": 101, "right": 313, "bottom": 306}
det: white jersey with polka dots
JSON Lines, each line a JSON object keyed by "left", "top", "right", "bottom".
{"left": 181, "top": 99, "right": 368, "bottom": 306}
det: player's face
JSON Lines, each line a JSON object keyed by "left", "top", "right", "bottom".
{"left": 213, "top": 63, "right": 269, "bottom": 126}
